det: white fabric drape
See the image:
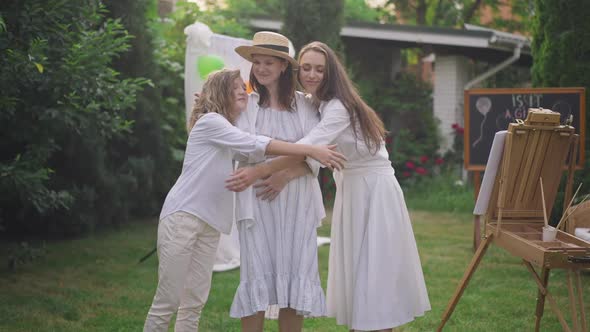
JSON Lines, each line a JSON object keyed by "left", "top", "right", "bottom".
{"left": 184, "top": 23, "right": 252, "bottom": 124}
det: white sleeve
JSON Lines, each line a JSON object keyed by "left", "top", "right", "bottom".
{"left": 298, "top": 99, "right": 350, "bottom": 173}
{"left": 296, "top": 93, "right": 322, "bottom": 176}
{"left": 298, "top": 99, "right": 350, "bottom": 146}
{"left": 194, "top": 114, "right": 270, "bottom": 161}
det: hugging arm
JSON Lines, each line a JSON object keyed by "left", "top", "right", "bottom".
{"left": 199, "top": 114, "right": 344, "bottom": 168}
{"left": 225, "top": 149, "right": 342, "bottom": 193}
{"left": 227, "top": 101, "right": 351, "bottom": 193}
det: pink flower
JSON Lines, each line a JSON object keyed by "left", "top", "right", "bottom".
{"left": 405, "top": 161, "right": 416, "bottom": 170}
{"left": 322, "top": 174, "right": 331, "bottom": 185}
{"left": 415, "top": 167, "right": 428, "bottom": 175}
{"left": 435, "top": 157, "right": 444, "bottom": 165}
{"left": 452, "top": 123, "right": 459, "bottom": 129}
{"left": 456, "top": 127, "right": 464, "bottom": 134}
{"left": 420, "top": 155, "right": 429, "bottom": 164}
{"left": 402, "top": 171, "right": 411, "bottom": 178}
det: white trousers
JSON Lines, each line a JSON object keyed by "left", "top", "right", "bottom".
{"left": 144, "top": 212, "right": 221, "bottom": 332}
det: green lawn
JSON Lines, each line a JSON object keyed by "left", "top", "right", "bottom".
{"left": 1, "top": 210, "right": 588, "bottom": 332}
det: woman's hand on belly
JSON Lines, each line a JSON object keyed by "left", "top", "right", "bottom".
{"left": 254, "top": 170, "right": 290, "bottom": 201}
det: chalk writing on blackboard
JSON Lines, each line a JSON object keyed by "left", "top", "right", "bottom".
{"left": 464, "top": 88, "right": 585, "bottom": 171}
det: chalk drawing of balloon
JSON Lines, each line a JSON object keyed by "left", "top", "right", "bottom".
{"left": 475, "top": 97, "right": 492, "bottom": 116}
{"left": 472, "top": 97, "right": 492, "bottom": 148}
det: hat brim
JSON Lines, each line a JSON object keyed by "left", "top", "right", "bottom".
{"left": 235, "top": 45, "right": 298, "bottom": 68}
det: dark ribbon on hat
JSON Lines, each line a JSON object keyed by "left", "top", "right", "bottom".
{"left": 254, "top": 44, "right": 289, "bottom": 53}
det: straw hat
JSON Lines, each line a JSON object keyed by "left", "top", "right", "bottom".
{"left": 235, "top": 31, "right": 298, "bottom": 67}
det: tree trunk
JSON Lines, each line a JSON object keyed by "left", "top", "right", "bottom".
{"left": 463, "top": 0, "right": 483, "bottom": 24}
{"left": 416, "top": 0, "right": 427, "bottom": 25}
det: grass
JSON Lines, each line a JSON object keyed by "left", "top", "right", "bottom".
{"left": 1, "top": 210, "right": 589, "bottom": 332}
{"left": 404, "top": 171, "right": 475, "bottom": 214}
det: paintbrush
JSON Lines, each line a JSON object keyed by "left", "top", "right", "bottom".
{"left": 555, "top": 183, "right": 583, "bottom": 230}
{"left": 540, "top": 178, "right": 549, "bottom": 228}
{"left": 556, "top": 193, "right": 590, "bottom": 230}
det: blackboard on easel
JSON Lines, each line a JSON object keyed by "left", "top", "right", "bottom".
{"left": 464, "top": 88, "right": 586, "bottom": 171}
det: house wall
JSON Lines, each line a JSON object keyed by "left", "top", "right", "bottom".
{"left": 433, "top": 55, "right": 471, "bottom": 152}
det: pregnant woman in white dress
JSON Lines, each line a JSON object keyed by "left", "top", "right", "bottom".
{"left": 229, "top": 32, "right": 327, "bottom": 332}
{"left": 228, "top": 41, "right": 431, "bottom": 332}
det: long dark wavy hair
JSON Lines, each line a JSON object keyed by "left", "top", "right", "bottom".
{"left": 249, "top": 56, "right": 296, "bottom": 111}
{"left": 298, "top": 41, "right": 387, "bottom": 153}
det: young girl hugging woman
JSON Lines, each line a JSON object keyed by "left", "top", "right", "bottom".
{"left": 143, "top": 68, "right": 344, "bottom": 332}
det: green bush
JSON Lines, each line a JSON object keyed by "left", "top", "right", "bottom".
{"left": 532, "top": 0, "right": 590, "bottom": 218}
{"left": 358, "top": 72, "right": 440, "bottom": 185}
{"left": 0, "top": 0, "right": 148, "bottom": 235}
{"left": 103, "top": 0, "right": 187, "bottom": 217}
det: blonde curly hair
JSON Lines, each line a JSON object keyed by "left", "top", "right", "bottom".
{"left": 188, "top": 69, "right": 242, "bottom": 132}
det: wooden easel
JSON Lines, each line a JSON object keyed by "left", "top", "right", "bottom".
{"left": 438, "top": 109, "right": 590, "bottom": 331}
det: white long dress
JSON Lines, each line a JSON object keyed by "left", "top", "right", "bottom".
{"left": 229, "top": 92, "right": 327, "bottom": 318}
{"left": 299, "top": 98, "right": 431, "bottom": 331}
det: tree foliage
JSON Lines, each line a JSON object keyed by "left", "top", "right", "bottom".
{"left": 532, "top": 0, "right": 590, "bottom": 212}
{"left": 102, "top": 0, "right": 187, "bottom": 217}
{"left": 0, "top": 0, "right": 152, "bottom": 235}
{"left": 0, "top": 0, "right": 264, "bottom": 236}
{"left": 344, "top": 0, "right": 381, "bottom": 22}
{"left": 281, "top": 0, "right": 344, "bottom": 50}
{"left": 0, "top": 0, "right": 197, "bottom": 235}
{"left": 176, "top": 0, "right": 254, "bottom": 39}
{"left": 379, "top": 0, "right": 534, "bottom": 33}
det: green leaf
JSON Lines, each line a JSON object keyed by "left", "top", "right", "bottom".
{"left": 172, "top": 148, "right": 185, "bottom": 162}
{"left": 0, "top": 15, "right": 6, "bottom": 33}
{"left": 34, "top": 62, "right": 44, "bottom": 73}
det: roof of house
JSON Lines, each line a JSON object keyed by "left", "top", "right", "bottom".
{"left": 249, "top": 18, "right": 532, "bottom": 65}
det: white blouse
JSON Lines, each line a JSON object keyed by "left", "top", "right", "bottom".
{"left": 298, "top": 98, "right": 391, "bottom": 171}
{"left": 159, "top": 112, "right": 271, "bottom": 234}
